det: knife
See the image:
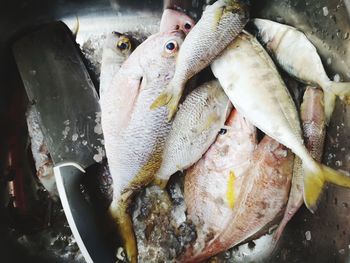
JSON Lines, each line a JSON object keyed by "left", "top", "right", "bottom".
{"left": 12, "top": 22, "right": 115, "bottom": 263}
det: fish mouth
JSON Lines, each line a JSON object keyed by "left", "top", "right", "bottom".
{"left": 169, "top": 29, "right": 186, "bottom": 39}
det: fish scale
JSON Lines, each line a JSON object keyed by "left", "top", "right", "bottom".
{"left": 151, "top": 0, "right": 249, "bottom": 120}
{"left": 100, "top": 31, "right": 185, "bottom": 263}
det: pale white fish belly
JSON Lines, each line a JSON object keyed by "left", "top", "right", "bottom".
{"left": 211, "top": 34, "right": 312, "bottom": 163}
{"left": 156, "top": 81, "right": 231, "bottom": 181}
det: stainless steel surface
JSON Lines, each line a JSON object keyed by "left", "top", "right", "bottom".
{"left": 0, "top": 0, "right": 349, "bottom": 262}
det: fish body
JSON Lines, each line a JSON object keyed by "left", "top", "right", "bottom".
{"left": 183, "top": 110, "right": 293, "bottom": 262}
{"left": 100, "top": 31, "right": 185, "bottom": 262}
{"left": 100, "top": 32, "right": 135, "bottom": 97}
{"left": 155, "top": 80, "right": 231, "bottom": 185}
{"left": 160, "top": 9, "right": 195, "bottom": 35}
{"left": 252, "top": 18, "right": 350, "bottom": 122}
{"left": 211, "top": 32, "right": 350, "bottom": 212}
{"left": 274, "top": 87, "right": 326, "bottom": 241}
{"left": 151, "top": 0, "right": 249, "bottom": 120}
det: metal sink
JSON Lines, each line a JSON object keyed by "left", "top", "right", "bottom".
{"left": 0, "top": 0, "right": 349, "bottom": 262}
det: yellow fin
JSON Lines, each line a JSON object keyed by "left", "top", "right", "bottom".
{"left": 152, "top": 178, "right": 168, "bottom": 189}
{"left": 303, "top": 164, "right": 350, "bottom": 213}
{"left": 71, "top": 15, "right": 80, "bottom": 39}
{"left": 150, "top": 89, "right": 179, "bottom": 121}
{"left": 226, "top": 170, "right": 236, "bottom": 209}
{"left": 109, "top": 200, "right": 137, "bottom": 263}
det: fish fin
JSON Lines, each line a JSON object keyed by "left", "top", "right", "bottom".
{"left": 152, "top": 178, "right": 168, "bottom": 189}
{"left": 150, "top": 85, "right": 181, "bottom": 121}
{"left": 323, "top": 91, "right": 336, "bottom": 124}
{"left": 303, "top": 164, "right": 350, "bottom": 213}
{"left": 213, "top": 7, "right": 225, "bottom": 29}
{"left": 327, "top": 81, "right": 350, "bottom": 97}
{"left": 109, "top": 200, "right": 137, "bottom": 263}
{"left": 226, "top": 170, "right": 236, "bottom": 209}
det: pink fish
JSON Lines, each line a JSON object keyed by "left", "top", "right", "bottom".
{"left": 183, "top": 109, "right": 293, "bottom": 262}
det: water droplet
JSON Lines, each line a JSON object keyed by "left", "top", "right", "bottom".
{"left": 323, "top": 6, "right": 329, "bottom": 16}
{"left": 305, "top": 231, "right": 312, "bottom": 241}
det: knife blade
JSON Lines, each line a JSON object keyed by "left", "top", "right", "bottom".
{"left": 13, "top": 21, "right": 115, "bottom": 263}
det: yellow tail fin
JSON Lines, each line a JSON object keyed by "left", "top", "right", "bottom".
{"left": 328, "top": 81, "right": 350, "bottom": 97}
{"left": 109, "top": 200, "right": 138, "bottom": 263}
{"left": 303, "top": 164, "right": 350, "bottom": 213}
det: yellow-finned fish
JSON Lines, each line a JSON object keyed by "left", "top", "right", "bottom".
{"left": 151, "top": 0, "right": 249, "bottom": 120}
{"left": 274, "top": 87, "right": 326, "bottom": 242}
{"left": 252, "top": 18, "right": 350, "bottom": 123}
{"left": 100, "top": 32, "right": 136, "bottom": 97}
{"left": 100, "top": 30, "right": 185, "bottom": 263}
{"left": 211, "top": 32, "right": 350, "bottom": 213}
{"left": 183, "top": 109, "right": 293, "bottom": 262}
{"left": 155, "top": 80, "right": 232, "bottom": 187}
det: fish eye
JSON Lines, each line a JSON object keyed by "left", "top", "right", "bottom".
{"left": 164, "top": 40, "right": 178, "bottom": 53}
{"left": 184, "top": 22, "right": 192, "bottom": 30}
{"left": 117, "top": 37, "right": 131, "bottom": 52}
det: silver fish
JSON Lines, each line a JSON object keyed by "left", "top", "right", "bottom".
{"left": 151, "top": 0, "right": 249, "bottom": 120}
{"left": 155, "top": 80, "right": 231, "bottom": 186}
{"left": 253, "top": 18, "right": 350, "bottom": 123}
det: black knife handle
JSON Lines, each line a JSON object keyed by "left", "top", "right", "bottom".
{"left": 54, "top": 163, "right": 115, "bottom": 263}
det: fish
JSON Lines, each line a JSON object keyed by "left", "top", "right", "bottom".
{"left": 160, "top": 9, "right": 196, "bottom": 35}
{"left": 154, "top": 80, "right": 232, "bottom": 187}
{"left": 183, "top": 109, "right": 293, "bottom": 262}
{"left": 252, "top": 18, "right": 350, "bottom": 123}
{"left": 151, "top": 0, "right": 249, "bottom": 120}
{"left": 99, "top": 32, "right": 136, "bottom": 97}
{"left": 211, "top": 32, "right": 350, "bottom": 213}
{"left": 26, "top": 105, "right": 57, "bottom": 198}
{"left": 100, "top": 30, "right": 185, "bottom": 263}
{"left": 274, "top": 87, "right": 326, "bottom": 242}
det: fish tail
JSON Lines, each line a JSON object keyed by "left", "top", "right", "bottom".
{"left": 303, "top": 162, "right": 350, "bottom": 213}
{"left": 327, "top": 81, "right": 350, "bottom": 97}
{"left": 109, "top": 200, "right": 138, "bottom": 263}
{"left": 150, "top": 81, "right": 182, "bottom": 121}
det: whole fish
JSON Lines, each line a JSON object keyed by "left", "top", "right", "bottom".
{"left": 252, "top": 18, "right": 350, "bottom": 123}
{"left": 183, "top": 109, "right": 293, "bottom": 262}
{"left": 100, "top": 30, "right": 185, "bottom": 263}
{"left": 151, "top": 0, "right": 249, "bottom": 120}
{"left": 160, "top": 9, "right": 195, "bottom": 35}
{"left": 211, "top": 32, "right": 350, "bottom": 213}
{"left": 155, "top": 80, "right": 231, "bottom": 186}
{"left": 99, "top": 32, "right": 136, "bottom": 97}
{"left": 274, "top": 87, "right": 326, "bottom": 242}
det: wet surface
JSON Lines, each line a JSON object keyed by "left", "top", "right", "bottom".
{"left": 0, "top": 0, "right": 349, "bottom": 262}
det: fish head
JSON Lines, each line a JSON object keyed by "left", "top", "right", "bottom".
{"left": 139, "top": 30, "right": 185, "bottom": 78}
{"left": 252, "top": 19, "right": 280, "bottom": 47}
{"left": 160, "top": 9, "right": 196, "bottom": 35}
{"left": 104, "top": 31, "right": 135, "bottom": 58}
